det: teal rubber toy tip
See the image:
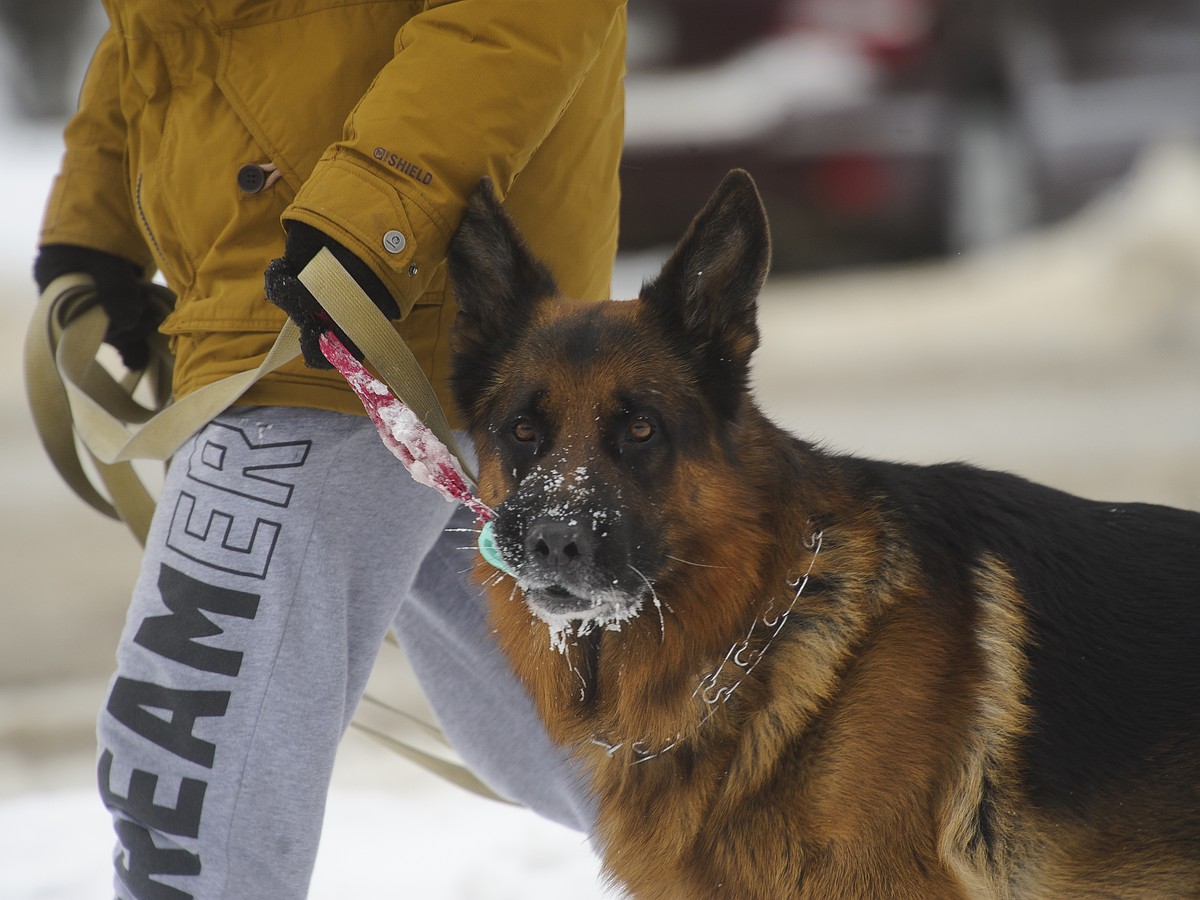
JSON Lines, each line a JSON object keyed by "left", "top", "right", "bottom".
{"left": 478, "top": 520, "right": 516, "bottom": 577}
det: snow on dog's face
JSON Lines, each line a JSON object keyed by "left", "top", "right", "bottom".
{"left": 448, "top": 173, "right": 771, "bottom": 644}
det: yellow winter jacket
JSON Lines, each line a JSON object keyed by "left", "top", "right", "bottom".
{"left": 39, "top": 0, "right": 626, "bottom": 424}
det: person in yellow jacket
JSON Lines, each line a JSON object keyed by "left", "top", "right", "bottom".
{"left": 34, "top": 2, "right": 626, "bottom": 896}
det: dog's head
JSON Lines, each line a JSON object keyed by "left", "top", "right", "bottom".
{"left": 448, "top": 171, "right": 771, "bottom": 635}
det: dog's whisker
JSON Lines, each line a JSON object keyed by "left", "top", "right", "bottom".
{"left": 666, "top": 554, "right": 729, "bottom": 570}
{"left": 565, "top": 654, "right": 589, "bottom": 702}
{"left": 629, "top": 564, "right": 667, "bottom": 643}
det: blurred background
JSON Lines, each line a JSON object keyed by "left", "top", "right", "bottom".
{"left": 1, "top": 1, "right": 1198, "bottom": 896}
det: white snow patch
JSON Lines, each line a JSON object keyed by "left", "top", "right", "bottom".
{"left": 624, "top": 32, "right": 876, "bottom": 148}
{"left": 531, "top": 591, "right": 647, "bottom": 655}
{"left": 0, "top": 786, "right": 609, "bottom": 900}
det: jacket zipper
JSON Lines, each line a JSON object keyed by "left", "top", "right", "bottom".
{"left": 135, "top": 173, "right": 165, "bottom": 265}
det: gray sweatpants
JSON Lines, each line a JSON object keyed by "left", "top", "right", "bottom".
{"left": 97, "top": 405, "right": 593, "bottom": 899}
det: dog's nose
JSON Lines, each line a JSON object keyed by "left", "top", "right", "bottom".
{"left": 526, "top": 519, "right": 593, "bottom": 572}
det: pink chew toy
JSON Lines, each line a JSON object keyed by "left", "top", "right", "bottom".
{"left": 318, "top": 330, "right": 493, "bottom": 524}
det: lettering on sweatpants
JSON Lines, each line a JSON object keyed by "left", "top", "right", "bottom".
{"left": 184, "top": 421, "right": 310, "bottom": 507}
{"left": 99, "top": 750, "right": 206, "bottom": 839}
{"left": 165, "top": 424, "right": 310, "bottom": 578}
{"left": 103, "top": 418, "right": 309, "bottom": 897}
{"left": 166, "top": 492, "right": 279, "bottom": 578}
{"left": 134, "top": 564, "right": 260, "bottom": 676}
{"left": 113, "top": 814, "right": 202, "bottom": 900}
{"left": 107, "top": 678, "right": 229, "bottom": 768}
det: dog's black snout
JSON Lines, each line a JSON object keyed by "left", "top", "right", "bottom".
{"left": 526, "top": 519, "right": 593, "bottom": 572}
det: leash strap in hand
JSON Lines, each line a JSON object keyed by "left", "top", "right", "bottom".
{"left": 24, "top": 273, "right": 304, "bottom": 542}
{"left": 25, "top": 251, "right": 474, "bottom": 541}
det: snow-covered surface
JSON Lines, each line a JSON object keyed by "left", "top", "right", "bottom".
{"left": 0, "top": 777, "right": 608, "bottom": 900}
{"left": 624, "top": 32, "right": 876, "bottom": 147}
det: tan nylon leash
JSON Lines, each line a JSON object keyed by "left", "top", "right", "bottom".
{"left": 25, "top": 251, "right": 477, "bottom": 534}
{"left": 22, "top": 255, "right": 512, "bottom": 805}
{"left": 24, "top": 274, "right": 177, "bottom": 541}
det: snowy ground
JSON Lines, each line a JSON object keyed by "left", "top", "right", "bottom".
{"left": 1, "top": 763, "right": 607, "bottom": 900}
{"left": 1, "top": 776, "right": 606, "bottom": 900}
{"left": 3, "top": 114, "right": 1198, "bottom": 898}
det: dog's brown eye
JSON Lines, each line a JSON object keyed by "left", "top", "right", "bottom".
{"left": 628, "top": 417, "right": 655, "bottom": 442}
{"left": 512, "top": 418, "right": 537, "bottom": 442}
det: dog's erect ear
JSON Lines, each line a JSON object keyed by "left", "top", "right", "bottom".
{"left": 448, "top": 178, "right": 558, "bottom": 414}
{"left": 448, "top": 178, "right": 558, "bottom": 350}
{"left": 639, "top": 170, "right": 770, "bottom": 405}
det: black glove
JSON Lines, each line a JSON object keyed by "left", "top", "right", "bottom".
{"left": 34, "top": 244, "right": 166, "bottom": 371}
{"left": 264, "top": 222, "right": 400, "bottom": 369}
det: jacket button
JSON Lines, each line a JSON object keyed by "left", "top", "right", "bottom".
{"left": 382, "top": 229, "right": 407, "bottom": 254}
{"left": 237, "top": 164, "right": 267, "bottom": 194}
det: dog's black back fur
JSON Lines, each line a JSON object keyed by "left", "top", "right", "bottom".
{"left": 862, "top": 458, "right": 1200, "bottom": 814}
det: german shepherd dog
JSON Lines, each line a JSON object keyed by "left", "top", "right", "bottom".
{"left": 445, "top": 171, "right": 1200, "bottom": 898}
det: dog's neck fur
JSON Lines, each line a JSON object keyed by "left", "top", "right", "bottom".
{"left": 585, "top": 524, "right": 827, "bottom": 764}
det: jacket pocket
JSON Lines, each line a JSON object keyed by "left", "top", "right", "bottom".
{"left": 134, "top": 174, "right": 164, "bottom": 266}
{"left": 132, "top": 128, "right": 199, "bottom": 292}
{"left": 214, "top": 2, "right": 420, "bottom": 193}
